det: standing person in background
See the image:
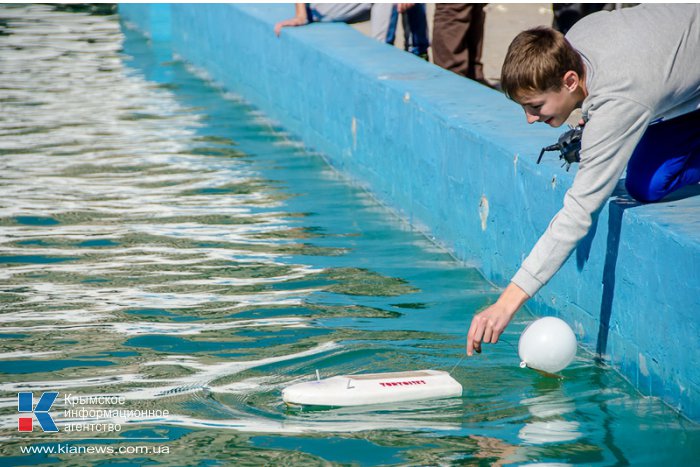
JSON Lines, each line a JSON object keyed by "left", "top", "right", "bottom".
{"left": 431, "top": 4, "right": 488, "bottom": 85}
{"left": 394, "top": 3, "right": 430, "bottom": 59}
{"left": 274, "top": 3, "right": 429, "bottom": 59}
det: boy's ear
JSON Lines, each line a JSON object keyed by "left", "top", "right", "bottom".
{"left": 563, "top": 70, "right": 580, "bottom": 92}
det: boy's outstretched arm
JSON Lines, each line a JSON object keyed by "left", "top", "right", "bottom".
{"left": 467, "top": 282, "right": 530, "bottom": 356}
{"left": 275, "top": 3, "right": 309, "bottom": 36}
{"left": 467, "top": 99, "right": 649, "bottom": 357}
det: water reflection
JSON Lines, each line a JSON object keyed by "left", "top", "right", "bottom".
{"left": 518, "top": 392, "right": 581, "bottom": 444}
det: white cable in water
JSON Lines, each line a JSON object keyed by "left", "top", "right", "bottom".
{"left": 445, "top": 336, "right": 520, "bottom": 375}
{"left": 447, "top": 355, "right": 465, "bottom": 375}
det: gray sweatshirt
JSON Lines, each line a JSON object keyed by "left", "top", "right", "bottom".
{"left": 511, "top": 4, "right": 700, "bottom": 297}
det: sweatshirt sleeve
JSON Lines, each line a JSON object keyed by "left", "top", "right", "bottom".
{"left": 511, "top": 97, "right": 652, "bottom": 297}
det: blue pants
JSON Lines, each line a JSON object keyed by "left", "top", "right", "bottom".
{"left": 386, "top": 4, "right": 429, "bottom": 56}
{"left": 626, "top": 108, "right": 700, "bottom": 203}
{"left": 308, "top": 3, "right": 429, "bottom": 57}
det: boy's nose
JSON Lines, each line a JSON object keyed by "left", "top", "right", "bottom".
{"left": 526, "top": 113, "right": 539, "bottom": 124}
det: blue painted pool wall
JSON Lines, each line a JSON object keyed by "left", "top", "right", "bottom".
{"left": 118, "top": 3, "right": 170, "bottom": 42}
{"left": 118, "top": 4, "right": 700, "bottom": 421}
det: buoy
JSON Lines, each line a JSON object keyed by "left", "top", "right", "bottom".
{"left": 518, "top": 317, "right": 577, "bottom": 374}
{"left": 282, "top": 369, "right": 462, "bottom": 407}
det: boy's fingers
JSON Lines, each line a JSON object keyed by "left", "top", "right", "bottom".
{"left": 466, "top": 324, "right": 474, "bottom": 356}
{"left": 467, "top": 337, "right": 482, "bottom": 356}
{"left": 483, "top": 327, "right": 493, "bottom": 345}
{"left": 488, "top": 322, "right": 504, "bottom": 343}
{"left": 467, "top": 321, "right": 483, "bottom": 356}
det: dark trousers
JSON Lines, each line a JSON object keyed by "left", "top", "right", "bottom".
{"left": 552, "top": 3, "right": 607, "bottom": 35}
{"left": 626, "top": 109, "right": 700, "bottom": 203}
{"left": 431, "top": 3, "right": 486, "bottom": 82}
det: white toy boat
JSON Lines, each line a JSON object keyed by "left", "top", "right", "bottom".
{"left": 282, "top": 369, "right": 462, "bottom": 407}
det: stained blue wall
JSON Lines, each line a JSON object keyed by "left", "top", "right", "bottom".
{"left": 119, "top": 4, "right": 700, "bottom": 421}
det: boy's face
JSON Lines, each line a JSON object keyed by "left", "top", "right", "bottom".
{"left": 516, "top": 86, "right": 578, "bottom": 128}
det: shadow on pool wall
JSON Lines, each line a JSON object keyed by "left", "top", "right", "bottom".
{"left": 118, "top": 4, "right": 700, "bottom": 421}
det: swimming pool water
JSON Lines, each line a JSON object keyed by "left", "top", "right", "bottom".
{"left": 0, "top": 5, "right": 697, "bottom": 465}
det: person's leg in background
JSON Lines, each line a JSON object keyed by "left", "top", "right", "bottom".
{"left": 464, "top": 3, "right": 485, "bottom": 82}
{"left": 402, "top": 4, "right": 429, "bottom": 59}
{"left": 625, "top": 109, "right": 700, "bottom": 203}
{"left": 369, "top": 3, "right": 396, "bottom": 42}
{"left": 432, "top": 3, "right": 486, "bottom": 83}
{"left": 370, "top": 3, "right": 429, "bottom": 59}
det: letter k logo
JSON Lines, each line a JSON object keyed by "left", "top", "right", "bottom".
{"left": 18, "top": 392, "right": 58, "bottom": 432}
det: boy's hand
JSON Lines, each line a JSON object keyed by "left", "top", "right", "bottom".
{"left": 466, "top": 282, "right": 529, "bottom": 356}
{"left": 467, "top": 303, "right": 514, "bottom": 355}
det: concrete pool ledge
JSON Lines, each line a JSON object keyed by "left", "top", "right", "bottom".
{"left": 119, "top": 4, "right": 700, "bottom": 421}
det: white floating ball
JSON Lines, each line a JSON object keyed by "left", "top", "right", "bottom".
{"left": 518, "top": 317, "right": 577, "bottom": 374}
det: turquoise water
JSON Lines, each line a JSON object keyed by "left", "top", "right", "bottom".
{"left": 0, "top": 5, "right": 697, "bottom": 465}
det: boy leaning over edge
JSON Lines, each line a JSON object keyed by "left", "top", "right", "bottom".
{"left": 467, "top": 4, "right": 700, "bottom": 356}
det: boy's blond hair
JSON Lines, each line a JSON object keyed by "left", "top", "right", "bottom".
{"left": 500, "top": 27, "right": 584, "bottom": 100}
